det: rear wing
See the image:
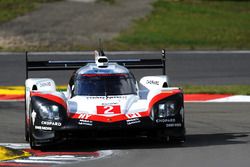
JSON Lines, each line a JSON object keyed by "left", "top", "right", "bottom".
{"left": 26, "top": 50, "right": 167, "bottom": 79}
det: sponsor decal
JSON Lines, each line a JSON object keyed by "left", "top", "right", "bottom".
{"left": 78, "top": 113, "right": 92, "bottom": 119}
{"left": 41, "top": 121, "right": 62, "bottom": 126}
{"left": 165, "top": 123, "right": 182, "bottom": 128}
{"left": 146, "top": 80, "right": 159, "bottom": 85}
{"left": 86, "top": 96, "right": 127, "bottom": 100}
{"left": 126, "top": 118, "right": 141, "bottom": 125}
{"left": 156, "top": 118, "right": 176, "bottom": 123}
{"left": 126, "top": 113, "right": 141, "bottom": 119}
{"left": 78, "top": 119, "right": 93, "bottom": 126}
{"left": 97, "top": 105, "right": 121, "bottom": 115}
{"left": 101, "top": 102, "right": 118, "bottom": 106}
{"left": 38, "top": 81, "right": 51, "bottom": 87}
{"left": 34, "top": 126, "right": 52, "bottom": 131}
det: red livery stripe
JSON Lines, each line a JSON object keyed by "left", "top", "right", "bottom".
{"left": 70, "top": 90, "right": 182, "bottom": 123}
{"left": 82, "top": 74, "right": 127, "bottom": 77}
{"left": 70, "top": 111, "right": 149, "bottom": 123}
{"left": 30, "top": 92, "right": 67, "bottom": 109}
{"left": 23, "top": 149, "right": 99, "bottom": 157}
{"left": 0, "top": 163, "right": 47, "bottom": 167}
{"left": 184, "top": 94, "right": 232, "bottom": 101}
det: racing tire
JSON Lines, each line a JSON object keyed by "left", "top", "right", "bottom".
{"left": 155, "top": 130, "right": 185, "bottom": 145}
{"left": 157, "top": 135, "right": 185, "bottom": 145}
{"left": 29, "top": 116, "right": 41, "bottom": 150}
{"left": 29, "top": 120, "right": 48, "bottom": 150}
{"left": 168, "top": 136, "right": 186, "bottom": 144}
{"left": 25, "top": 111, "right": 29, "bottom": 142}
{"left": 28, "top": 105, "right": 44, "bottom": 150}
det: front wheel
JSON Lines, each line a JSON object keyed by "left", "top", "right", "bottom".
{"left": 28, "top": 105, "right": 44, "bottom": 150}
{"left": 156, "top": 129, "right": 185, "bottom": 144}
{"left": 25, "top": 110, "right": 29, "bottom": 142}
{"left": 168, "top": 136, "right": 186, "bottom": 144}
{"left": 29, "top": 117, "right": 42, "bottom": 150}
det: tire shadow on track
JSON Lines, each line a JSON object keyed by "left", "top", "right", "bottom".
{"left": 37, "top": 132, "right": 250, "bottom": 152}
{"left": 184, "top": 132, "right": 250, "bottom": 148}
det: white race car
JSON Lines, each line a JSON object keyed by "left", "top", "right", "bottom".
{"left": 25, "top": 50, "right": 185, "bottom": 149}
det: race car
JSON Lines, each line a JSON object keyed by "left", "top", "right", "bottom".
{"left": 25, "top": 50, "right": 185, "bottom": 149}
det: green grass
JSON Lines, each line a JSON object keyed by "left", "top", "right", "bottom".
{"left": 1, "top": 0, "right": 249, "bottom": 51}
{"left": 107, "top": 0, "right": 250, "bottom": 50}
{"left": 181, "top": 85, "right": 250, "bottom": 95}
{"left": 97, "top": 0, "right": 116, "bottom": 4}
{"left": 0, "top": 0, "right": 60, "bottom": 24}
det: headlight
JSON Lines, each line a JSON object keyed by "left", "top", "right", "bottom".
{"left": 38, "top": 104, "right": 60, "bottom": 120}
{"left": 158, "top": 101, "right": 176, "bottom": 118}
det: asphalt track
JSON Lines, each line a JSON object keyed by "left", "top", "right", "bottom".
{"left": 0, "top": 102, "right": 250, "bottom": 167}
{"left": 0, "top": 51, "right": 250, "bottom": 167}
{"left": 0, "top": 51, "right": 250, "bottom": 86}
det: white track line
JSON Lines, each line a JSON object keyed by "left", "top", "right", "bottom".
{"left": 208, "top": 95, "right": 250, "bottom": 102}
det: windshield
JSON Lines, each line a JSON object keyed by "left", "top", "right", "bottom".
{"left": 74, "top": 73, "right": 137, "bottom": 96}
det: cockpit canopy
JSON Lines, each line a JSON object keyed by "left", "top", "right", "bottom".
{"left": 71, "top": 63, "right": 137, "bottom": 96}
{"left": 74, "top": 73, "right": 136, "bottom": 96}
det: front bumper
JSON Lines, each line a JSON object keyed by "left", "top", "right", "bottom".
{"left": 32, "top": 116, "right": 185, "bottom": 145}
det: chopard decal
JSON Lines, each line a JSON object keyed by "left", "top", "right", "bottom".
{"left": 156, "top": 118, "right": 176, "bottom": 123}
{"left": 41, "top": 121, "right": 62, "bottom": 126}
{"left": 146, "top": 80, "right": 159, "bottom": 85}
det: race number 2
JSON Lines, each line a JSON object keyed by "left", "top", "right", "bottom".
{"left": 97, "top": 105, "right": 121, "bottom": 114}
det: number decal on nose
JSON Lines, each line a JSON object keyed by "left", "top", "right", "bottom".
{"left": 97, "top": 105, "right": 121, "bottom": 114}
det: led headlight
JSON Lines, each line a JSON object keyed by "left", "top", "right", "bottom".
{"left": 38, "top": 104, "right": 60, "bottom": 120}
{"left": 158, "top": 101, "right": 176, "bottom": 118}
